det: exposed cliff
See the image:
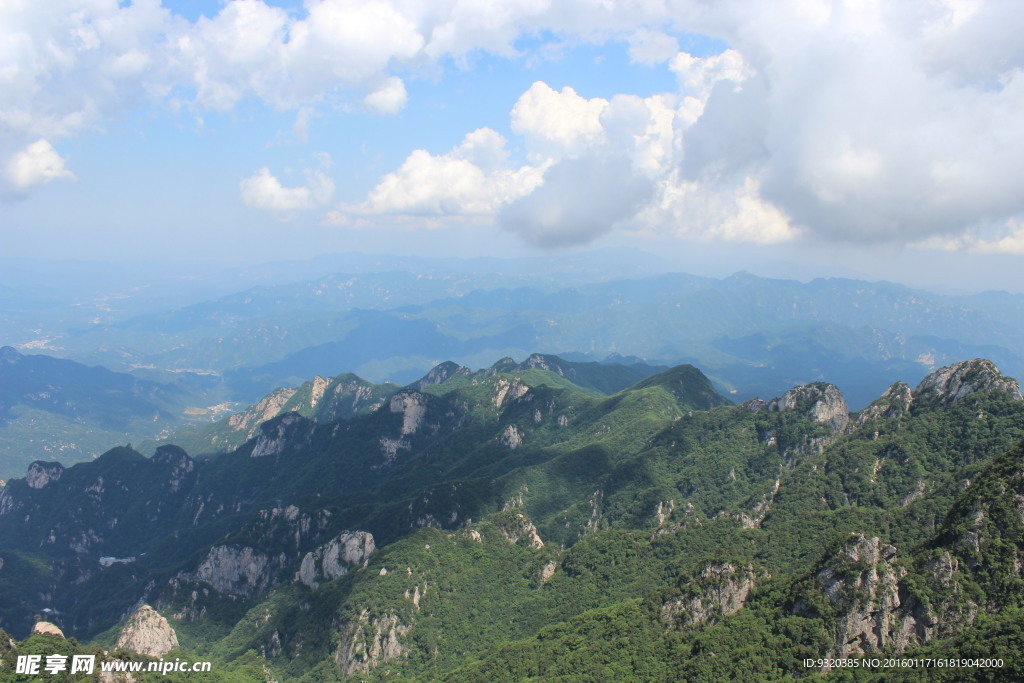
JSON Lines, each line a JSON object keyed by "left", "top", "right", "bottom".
{"left": 250, "top": 413, "right": 314, "bottom": 458}
{"left": 495, "top": 511, "right": 544, "bottom": 549}
{"left": 296, "top": 531, "right": 375, "bottom": 589}
{"left": 661, "top": 563, "right": 758, "bottom": 630}
{"left": 115, "top": 604, "right": 179, "bottom": 657}
{"left": 186, "top": 545, "right": 288, "bottom": 597}
{"left": 25, "top": 461, "right": 64, "bottom": 489}
{"left": 793, "top": 534, "right": 930, "bottom": 664}
{"left": 334, "top": 609, "right": 411, "bottom": 678}
{"left": 768, "top": 382, "right": 849, "bottom": 433}
{"left": 914, "top": 359, "right": 1023, "bottom": 405}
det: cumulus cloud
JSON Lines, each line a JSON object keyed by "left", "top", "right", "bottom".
{"left": 682, "top": 0, "right": 1024, "bottom": 246}
{"left": 493, "top": 0, "right": 1024, "bottom": 249}
{"left": 240, "top": 158, "right": 334, "bottom": 211}
{"left": 4, "top": 139, "right": 76, "bottom": 191}
{"left": 498, "top": 154, "right": 653, "bottom": 247}
{"left": 4, "top": 0, "right": 1023, "bottom": 251}
{"left": 351, "top": 128, "right": 544, "bottom": 217}
{"left": 363, "top": 77, "right": 408, "bottom": 114}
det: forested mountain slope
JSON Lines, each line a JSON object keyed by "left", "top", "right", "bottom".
{"left": 0, "top": 358, "right": 1021, "bottom": 680}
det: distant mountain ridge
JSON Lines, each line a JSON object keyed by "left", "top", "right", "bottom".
{"left": 0, "top": 346, "right": 193, "bottom": 479}
{"left": 21, "top": 269, "right": 1022, "bottom": 414}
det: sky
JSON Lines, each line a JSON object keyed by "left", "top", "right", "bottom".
{"left": 2, "top": 0, "right": 1024, "bottom": 292}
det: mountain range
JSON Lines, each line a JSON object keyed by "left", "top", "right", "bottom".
{"left": 5, "top": 264, "right": 1024, "bottom": 484}
{"left": 0, "top": 354, "right": 1022, "bottom": 680}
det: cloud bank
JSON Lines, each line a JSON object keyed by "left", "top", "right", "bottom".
{"left": 3, "top": 0, "right": 1023, "bottom": 252}
{"left": 347, "top": 0, "right": 1024, "bottom": 250}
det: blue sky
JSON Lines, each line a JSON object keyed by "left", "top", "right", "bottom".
{"left": 2, "top": 0, "right": 1024, "bottom": 292}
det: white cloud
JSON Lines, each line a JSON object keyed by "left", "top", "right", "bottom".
{"left": 670, "top": 49, "right": 748, "bottom": 108}
{"left": 363, "top": 77, "right": 408, "bottom": 114}
{"left": 639, "top": 171, "right": 796, "bottom": 244}
{"left": 4, "top": 0, "right": 1023, "bottom": 252}
{"left": 351, "top": 128, "right": 544, "bottom": 217}
{"left": 240, "top": 158, "right": 334, "bottom": 211}
{"left": 682, "top": 0, "right": 1024, "bottom": 245}
{"left": 4, "top": 139, "right": 76, "bottom": 190}
{"left": 627, "top": 28, "right": 679, "bottom": 66}
{"left": 510, "top": 82, "right": 608, "bottom": 160}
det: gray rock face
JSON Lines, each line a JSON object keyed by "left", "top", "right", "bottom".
{"left": 856, "top": 381, "right": 914, "bottom": 425}
{"left": 499, "top": 424, "right": 523, "bottom": 450}
{"left": 915, "top": 359, "right": 1023, "bottom": 404}
{"left": 334, "top": 609, "right": 411, "bottom": 678}
{"left": 227, "top": 387, "right": 298, "bottom": 438}
{"left": 250, "top": 413, "right": 310, "bottom": 458}
{"left": 189, "top": 545, "right": 287, "bottom": 596}
{"left": 116, "top": 604, "right": 179, "bottom": 657}
{"left": 795, "top": 534, "right": 930, "bottom": 665}
{"left": 414, "top": 362, "right": 472, "bottom": 389}
{"left": 521, "top": 354, "right": 562, "bottom": 374}
{"left": 389, "top": 392, "right": 428, "bottom": 436}
{"left": 26, "top": 461, "right": 64, "bottom": 489}
{"left": 493, "top": 377, "right": 529, "bottom": 408}
{"left": 769, "top": 383, "right": 849, "bottom": 432}
{"left": 296, "top": 531, "right": 376, "bottom": 589}
{"left": 661, "top": 563, "right": 757, "bottom": 630}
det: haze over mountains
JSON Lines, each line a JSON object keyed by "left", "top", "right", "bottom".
{"left": 2, "top": 255, "right": 1023, "bottom": 481}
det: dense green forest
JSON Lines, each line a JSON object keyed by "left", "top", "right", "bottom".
{"left": 0, "top": 356, "right": 1022, "bottom": 680}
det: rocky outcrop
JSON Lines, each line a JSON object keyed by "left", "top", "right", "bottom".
{"left": 246, "top": 505, "right": 333, "bottom": 553}
{"left": 497, "top": 512, "right": 544, "bottom": 549}
{"left": 227, "top": 387, "right": 298, "bottom": 439}
{"left": 769, "top": 383, "right": 849, "bottom": 432}
{"left": 250, "top": 413, "right": 312, "bottom": 458}
{"left": 737, "top": 479, "right": 780, "bottom": 529}
{"left": 793, "top": 534, "right": 930, "bottom": 664}
{"left": 308, "top": 375, "right": 329, "bottom": 409}
{"left": 921, "top": 441, "right": 1024, "bottom": 637}
{"left": 413, "top": 361, "right": 472, "bottom": 389}
{"left": 520, "top": 353, "right": 567, "bottom": 376}
{"left": 662, "top": 563, "right": 757, "bottom": 630}
{"left": 296, "top": 531, "right": 375, "bottom": 589}
{"left": 334, "top": 609, "right": 411, "bottom": 678}
{"left": 499, "top": 424, "right": 523, "bottom": 450}
{"left": 32, "top": 621, "right": 64, "bottom": 637}
{"left": 188, "top": 545, "right": 287, "bottom": 597}
{"left": 116, "top": 605, "right": 179, "bottom": 657}
{"left": 915, "top": 359, "right": 1023, "bottom": 404}
{"left": 856, "top": 381, "right": 914, "bottom": 425}
{"left": 493, "top": 377, "right": 529, "bottom": 408}
{"left": 389, "top": 392, "right": 428, "bottom": 436}
{"left": 25, "top": 461, "right": 64, "bottom": 489}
